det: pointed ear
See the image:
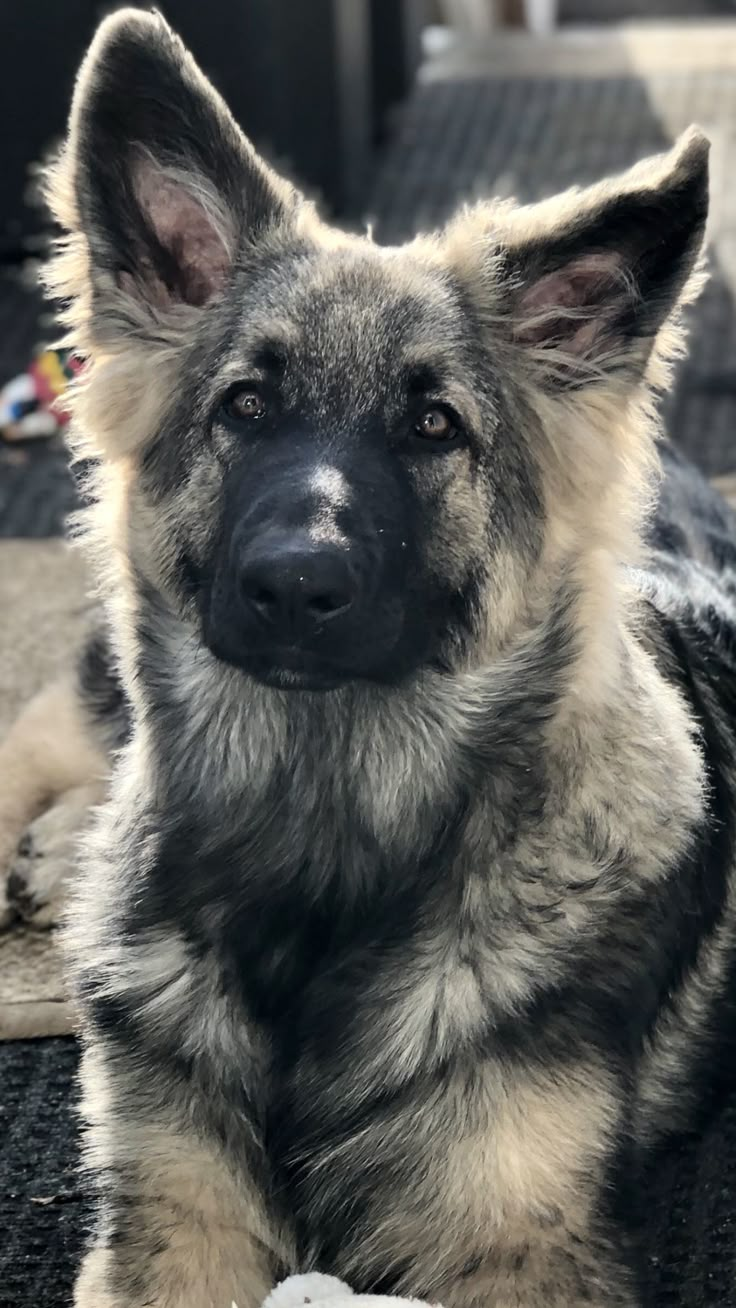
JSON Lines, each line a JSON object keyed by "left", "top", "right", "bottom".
{"left": 46, "top": 8, "right": 298, "bottom": 338}
{"left": 448, "top": 128, "right": 709, "bottom": 391}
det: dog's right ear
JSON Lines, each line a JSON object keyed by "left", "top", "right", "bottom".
{"left": 47, "top": 8, "right": 298, "bottom": 343}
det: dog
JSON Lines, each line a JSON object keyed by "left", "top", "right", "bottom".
{"left": 2, "top": 9, "right": 735, "bottom": 1306}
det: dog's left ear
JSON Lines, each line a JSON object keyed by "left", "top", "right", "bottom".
{"left": 448, "top": 128, "right": 709, "bottom": 390}
{"left": 48, "top": 8, "right": 299, "bottom": 327}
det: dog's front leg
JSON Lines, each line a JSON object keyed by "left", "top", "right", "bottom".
{"left": 74, "top": 1041, "right": 290, "bottom": 1308}
{"left": 433, "top": 1066, "right": 640, "bottom": 1308}
{"left": 324, "top": 1054, "right": 640, "bottom": 1308}
{"left": 434, "top": 1234, "right": 639, "bottom": 1308}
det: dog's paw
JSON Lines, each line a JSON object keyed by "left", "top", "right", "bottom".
{"left": 0, "top": 880, "right": 15, "bottom": 929}
{"left": 5, "top": 797, "right": 86, "bottom": 928}
{"left": 0, "top": 820, "right": 27, "bottom": 928}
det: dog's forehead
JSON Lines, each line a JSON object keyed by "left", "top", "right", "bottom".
{"left": 229, "top": 242, "right": 469, "bottom": 408}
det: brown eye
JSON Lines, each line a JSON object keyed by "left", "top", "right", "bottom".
{"left": 224, "top": 386, "right": 267, "bottom": 422}
{"left": 414, "top": 405, "right": 459, "bottom": 444}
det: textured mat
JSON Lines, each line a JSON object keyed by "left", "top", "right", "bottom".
{"left": 0, "top": 930, "right": 71, "bottom": 1042}
{"left": 0, "top": 270, "right": 76, "bottom": 540}
{"left": 0, "top": 437, "right": 79, "bottom": 540}
{"left": 0, "top": 1039, "right": 86, "bottom": 1308}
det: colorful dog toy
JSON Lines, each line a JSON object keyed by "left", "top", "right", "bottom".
{"left": 0, "top": 347, "right": 84, "bottom": 442}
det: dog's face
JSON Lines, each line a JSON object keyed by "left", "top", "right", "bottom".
{"left": 50, "top": 10, "right": 708, "bottom": 690}
{"left": 150, "top": 236, "right": 561, "bottom": 691}
{"left": 155, "top": 241, "right": 541, "bottom": 690}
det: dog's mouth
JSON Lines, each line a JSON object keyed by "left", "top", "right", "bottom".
{"left": 245, "top": 653, "right": 351, "bottom": 692}
{"left": 207, "top": 639, "right": 362, "bottom": 691}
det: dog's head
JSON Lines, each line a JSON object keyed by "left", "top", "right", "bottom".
{"left": 49, "top": 10, "right": 709, "bottom": 691}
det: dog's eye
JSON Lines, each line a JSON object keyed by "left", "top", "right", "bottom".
{"left": 223, "top": 386, "right": 267, "bottom": 422}
{"left": 414, "top": 405, "right": 461, "bottom": 445}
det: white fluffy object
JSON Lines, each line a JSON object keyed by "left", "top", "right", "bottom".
{"left": 257, "top": 1272, "right": 438, "bottom": 1308}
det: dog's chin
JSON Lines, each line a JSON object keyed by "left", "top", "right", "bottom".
{"left": 204, "top": 638, "right": 367, "bottom": 692}
{"left": 244, "top": 659, "right": 351, "bottom": 693}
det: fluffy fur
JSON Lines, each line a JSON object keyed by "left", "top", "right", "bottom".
{"left": 2, "top": 10, "right": 736, "bottom": 1308}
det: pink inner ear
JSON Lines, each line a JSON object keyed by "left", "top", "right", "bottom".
{"left": 132, "top": 158, "right": 232, "bottom": 307}
{"left": 516, "top": 251, "right": 627, "bottom": 356}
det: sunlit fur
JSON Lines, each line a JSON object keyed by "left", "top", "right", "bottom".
{"left": 2, "top": 9, "right": 735, "bottom": 1308}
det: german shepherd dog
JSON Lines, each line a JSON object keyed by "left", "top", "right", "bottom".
{"left": 2, "top": 9, "right": 736, "bottom": 1307}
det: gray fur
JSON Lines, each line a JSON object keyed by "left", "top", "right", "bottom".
{"left": 6, "top": 10, "right": 734, "bottom": 1308}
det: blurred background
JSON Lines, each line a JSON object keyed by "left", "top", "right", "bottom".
{"left": 2, "top": 0, "right": 736, "bottom": 538}
{"left": 3, "top": 5, "right": 736, "bottom": 1307}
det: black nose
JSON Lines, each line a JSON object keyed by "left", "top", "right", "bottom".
{"left": 239, "top": 541, "right": 356, "bottom": 637}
